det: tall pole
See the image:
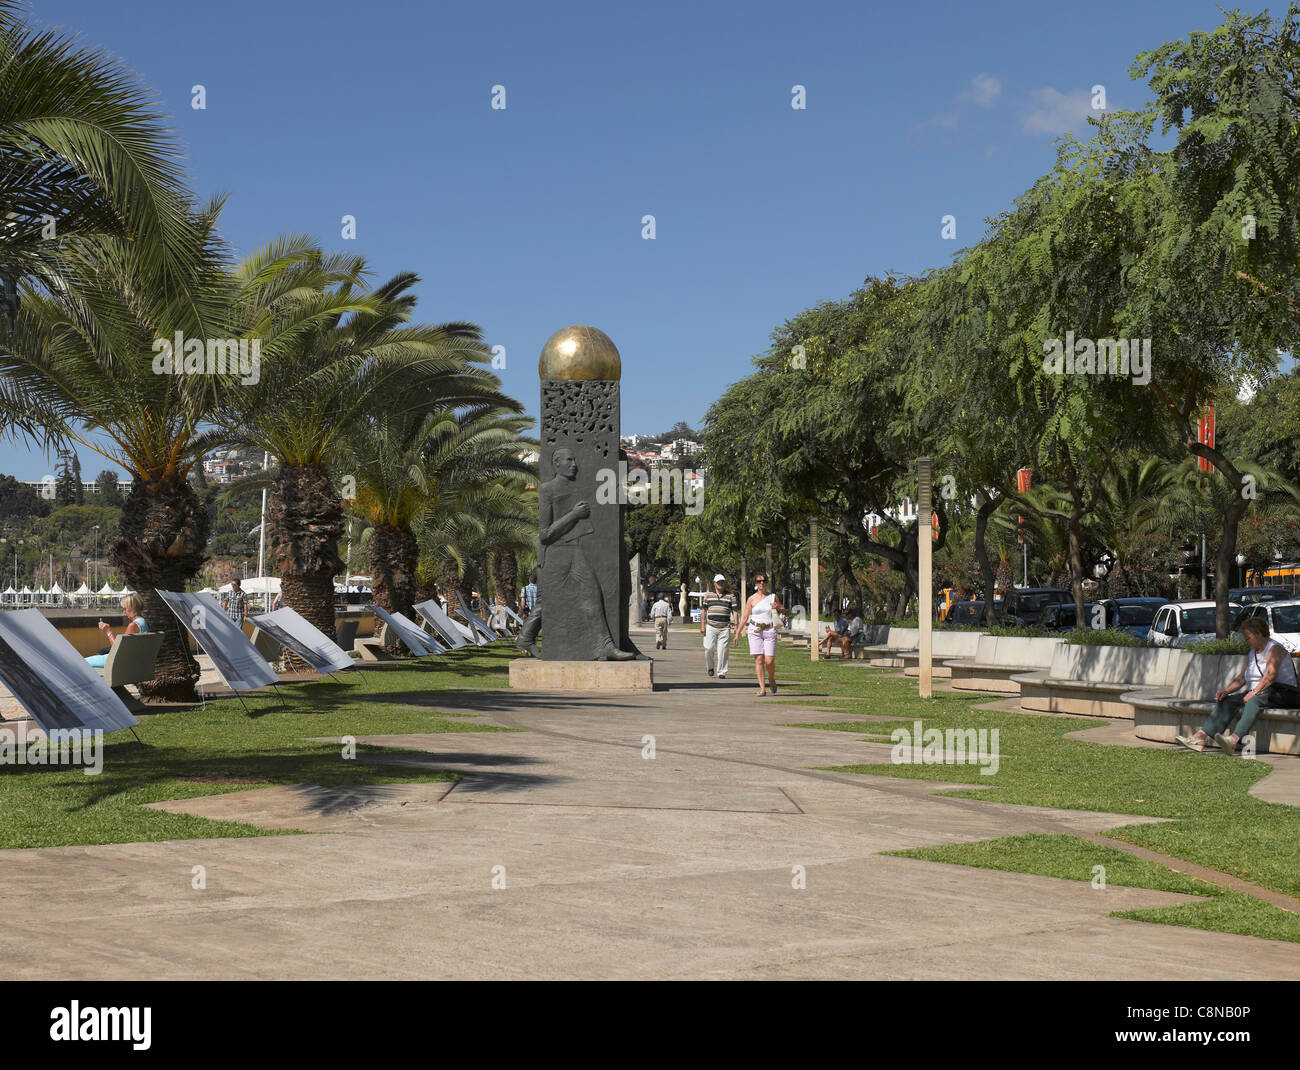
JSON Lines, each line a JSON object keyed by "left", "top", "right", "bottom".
{"left": 1201, "top": 533, "right": 1206, "bottom": 599}
{"left": 810, "top": 520, "right": 819, "bottom": 662}
{"left": 1017, "top": 467, "right": 1032, "bottom": 587}
{"left": 344, "top": 518, "right": 352, "bottom": 590}
{"left": 257, "top": 451, "right": 269, "bottom": 583}
{"left": 918, "top": 458, "right": 933, "bottom": 699}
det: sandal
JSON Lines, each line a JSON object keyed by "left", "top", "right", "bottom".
{"left": 1214, "top": 732, "right": 1239, "bottom": 755}
{"left": 1176, "top": 734, "right": 1206, "bottom": 753}
{"left": 756, "top": 688, "right": 767, "bottom": 696}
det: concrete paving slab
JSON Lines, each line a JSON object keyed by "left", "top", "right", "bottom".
{"left": 0, "top": 622, "right": 1295, "bottom": 979}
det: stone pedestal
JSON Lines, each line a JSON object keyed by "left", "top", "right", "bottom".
{"left": 509, "top": 658, "right": 653, "bottom": 692}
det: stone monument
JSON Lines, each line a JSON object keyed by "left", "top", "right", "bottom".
{"left": 509, "top": 325, "right": 652, "bottom": 691}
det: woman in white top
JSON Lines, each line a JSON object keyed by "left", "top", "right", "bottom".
{"left": 1179, "top": 617, "right": 1300, "bottom": 754}
{"left": 733, "top": 573, "right": 787, "bottom": 696}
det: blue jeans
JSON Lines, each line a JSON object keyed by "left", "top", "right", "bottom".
{"left": 1201, "top": 684, "right": 1300, "bottom": 739}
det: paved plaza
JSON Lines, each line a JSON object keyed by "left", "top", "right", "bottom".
{"left": 1, "top": 626, "right": 1297, "bottom": 980}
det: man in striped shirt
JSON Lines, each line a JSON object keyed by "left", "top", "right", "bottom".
{"left": 222, "top": 578, "right": 247, "bottom": 625}
{"left": 700, "top": 574, "right": 735, "bottom": 678}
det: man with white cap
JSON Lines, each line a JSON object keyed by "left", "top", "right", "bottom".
{"left": 701, "top": 573, "right": 736, "bottom": 678}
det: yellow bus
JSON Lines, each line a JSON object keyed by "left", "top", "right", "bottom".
{"left": 1245, "top": 564, "right": 1300, "bottom": 597}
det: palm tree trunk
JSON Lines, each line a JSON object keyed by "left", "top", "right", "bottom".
{"left": 490, "top": 550, "right": 509, "bottom": 607}
{"left": 268, "top": 462, "right": 343, "bottom": 669}
{"left": 369, "top": 523, "right": 419, "bottom": 651}
{"left": 441, "top": 566, "right": 467, "bottom": 616}
{"left": 110, "top": 475, "right": 210, "bottom": 702}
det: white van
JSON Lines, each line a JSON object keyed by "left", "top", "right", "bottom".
{"left": 1232, "top": 600, "right": 1300, "bottom": 654}
{"left": 1147, "top": 600, "right": 1243, "bottom": 647}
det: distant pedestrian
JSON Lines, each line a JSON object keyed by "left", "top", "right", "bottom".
{"left": 651, "top": 593, "right": 673, "bottom": 649}
{"left": 522, "top": 577, "right": 538, "bottom": 617}
{"left": 222, "top": 578, "right": 246, "bottom": 625}
{"left": 701, "top": 574, "right": 735, "bottom": 678}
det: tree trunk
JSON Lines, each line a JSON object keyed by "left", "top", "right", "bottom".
{"left": 472, "top": 551, "right": 491, "bottom": 616}
{"left": 268, "top": 462, "right": 343, "bottom": 669}
{"left": 489, "top": 549, "right": 516, "bottom": 608}
{"left": 368, "top": 522, "right": 419, "bottom": 649}
{"left": 1068, "top": 511, "right": 1086, "bottom": 631}
{"left": 1216, "top": 498, "right": 1250, "bottom": 637}
{"left": 367, "top": 523, "right": 417, "bottom": 616}
{"left": 973, "top": 492, "right": 1000, "bottom": 626}
{"left": 441, "top": 566, "right": 467, "bottom": 616}
{"left": 110, "top": 474, "right": 210, "bottom": 702}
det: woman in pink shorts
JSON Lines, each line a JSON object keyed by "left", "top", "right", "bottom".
{"left": 734, "top": 573, "right": 787, "bottom": 696}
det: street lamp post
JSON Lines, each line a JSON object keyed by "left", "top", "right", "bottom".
{"left": 92, "top": 524, "right": 99, "bottom": 589}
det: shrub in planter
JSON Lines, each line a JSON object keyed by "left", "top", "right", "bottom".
{"left": 1061, "top": 628, "right": 1155, "bottom": 648}
{"left": 985, "top": 624, "right": 1051, "bottom": 638}
{"left": 1185, "top": 637, "right": 1250, "bottom": 656}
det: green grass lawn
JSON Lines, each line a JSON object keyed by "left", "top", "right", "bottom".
{"left": 888, "top": 833, "right": 1300, "bottom": 944}
{"left": 774, "top": 654, "right": 1300, "bottom": 943}
{"left": 0, "top": 645, "right": 517, "bottom": 850}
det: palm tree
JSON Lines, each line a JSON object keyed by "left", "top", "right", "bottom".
{"left": 1, "top": 0, "right": 195, "bottom": 318}
{"left": 420, "top": 481, "right": 536, "bottom": 626}
{"left": 347, "top": 406, "right": 534, "bottom": 647}
{"left": 0, "top": 207, "right": 240, "bottom": 699}
{"left": 223, "top": 263, "right": 519, "bottom": 646}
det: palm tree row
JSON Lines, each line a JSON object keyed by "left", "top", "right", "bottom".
{"left": 0, "top": 2, "right": 537, "bottom": 696}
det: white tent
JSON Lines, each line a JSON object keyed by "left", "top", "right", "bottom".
{"left": 218, "top": 577, "right": 280, "bottom": 594}
{"left": 97, "top": 582, "right": 115, "bottom": 595}
{"left": 73, "top": 583, "right": 91, "bottom": 595}
{"left": 116, "top": 586, "right": 133, "bottom": 596}
{"left": 2, "top": 585, "right": 14, "bottom": 604}
{"left": 198, "top": 587, "right": 217, "bottom": 595}
{"left": 48, "top": 582, "right": 64, "bottom": 605}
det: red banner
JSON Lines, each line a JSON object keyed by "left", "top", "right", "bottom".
{"left": 1197, "top": 404, "right": 1215, "bottom": 472}
{"left": 1016, "top": 468, "right": 1031, "bottom": 543}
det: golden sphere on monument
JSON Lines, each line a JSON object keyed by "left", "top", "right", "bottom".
{"left": 538, "top": 325, "right": 622, "bottom": 381}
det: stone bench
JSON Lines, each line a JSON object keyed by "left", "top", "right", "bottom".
{"left": 899, "top": 630, "right": 984, "bottom": 677}
{"left": 1013, "top": 646, "right": 1184, "bottom": 719}
{"left": 855, "top": 627, "right": 921, "bottom": 667}
{"left": 945, "top": 635, "right": 1062, "bottom": 694}
{"left": 1127, "top": 654, "right": 1300, "bottom": 755}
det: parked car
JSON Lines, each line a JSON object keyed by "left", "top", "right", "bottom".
{"left": 1003, "top": 587, "right": 1071, "bottom": 626}
{"left": 946, "top": 599, "right": 1004, "bottom": 626}
{"left": 1101, "top": 597, "right": 1169, "bottom": 638}
{"left": 1147, "top": 600, "right": 1243, "bottom": 647}
{"left": 1232, "top": 599, "right": 1300, "bottom": 654}
{"left": 1229, "top": 586, "right": 1291, "bottom": 606}
{"left": 1039, "top": 602, "right": 1104, "bottom": 632}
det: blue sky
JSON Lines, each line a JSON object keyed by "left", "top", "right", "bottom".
{"left": 8, "top": 0, "right": 1241, "bottom": 479}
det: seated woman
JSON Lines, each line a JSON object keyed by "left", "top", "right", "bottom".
{"left": 85, "top": 594, "right": 149, "bottom": 668}
{"left": 1178, "top": 617, "right": 1300, "bottom": 754}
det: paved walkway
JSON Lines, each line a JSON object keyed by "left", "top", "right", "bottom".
{"left": 1, "top": 625, "right": 1297, "bottom": 979}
